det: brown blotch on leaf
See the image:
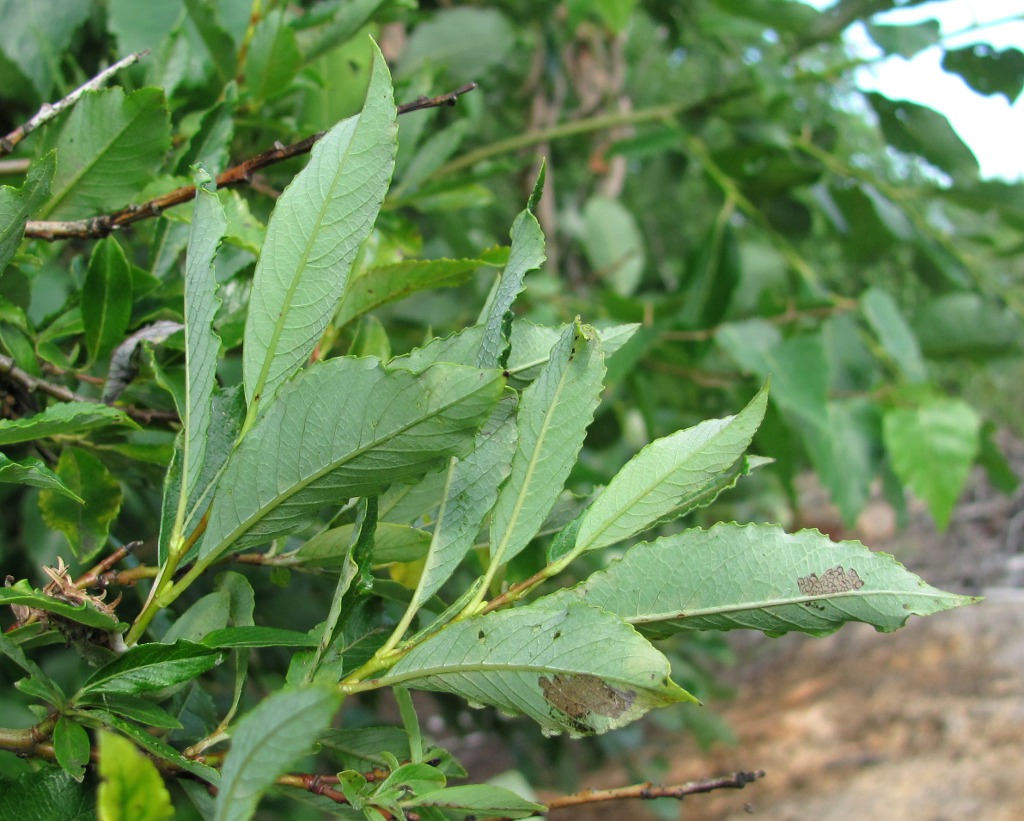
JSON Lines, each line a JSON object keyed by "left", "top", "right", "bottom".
{"left": 538, "top": 673, "right": 636, "bottom": 720}
{"left": 798, "top": 566, "right": 865, "bottom": 596}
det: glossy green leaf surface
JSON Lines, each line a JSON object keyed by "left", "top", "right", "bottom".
{"left": 81, "top": 641, "right": 224, "bottom": 696}
{"left": 0, "top": 580, "right": 121, "bottom": 631}
{"left": 243, "top": 42, "right": 397, "bottom": 408}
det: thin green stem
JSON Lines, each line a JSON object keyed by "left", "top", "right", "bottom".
{"left": 433, "top": 102, "right": 690, "bottom": 179}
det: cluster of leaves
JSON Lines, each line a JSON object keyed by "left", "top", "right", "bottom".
{"left": 0, "top": 1, "right": 1013, "bottom": 818}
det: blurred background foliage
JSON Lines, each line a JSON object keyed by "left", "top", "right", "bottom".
{"left": 2, "top": 0, "right": 1022, "bottom": 796}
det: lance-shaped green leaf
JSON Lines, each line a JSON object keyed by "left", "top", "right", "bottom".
{"left": 0, "top": 453, "right": 83, "bottom": 502}
{"left": 0, "top": 402, "right": 134, "bottom": 446}
{"left": 376, "top": 601, "right": 692, "bottom": 738}
{"left": 39, "top": 87, "right": 170, "bottom": 220}
{"left": 197, "top": 358, "right": 504, "bottom": 564}
{"left": 335, "top": 256, "right": 498, "bottom": 329}
{"left": 174, "top": 170, "right": 227, "bottom": 540}
{"left": 410, "top": 400, "right": 518, "bottom": 609}
{"left": 80, "top": 641, "right": 224, "bottom": 696}
{"left": 243, "top": 41, "right": 397, "bottom": 411}
{"left": 97, "top": 730, "right": 174, "bottom": 821}
{"left": 476, "top": 203, "right": 546, "bottom": 368}
{"left": 215, "top": 686, "right": 342, "bottom": 821}
{"left": 566, "top": 386, "right": 767, "bottom": 560}
{"left": 0, "top": 151, "right": 54, "bottom": 272}
{"left": 490, "top": 322, "right": 605, "bottom": 567}
{"left": 82, "top": 237, "right": 132, "bottom": 364}
{"left": 199, "top": 626, "right": 319, "bottom": 649}
{"left": 550, "top": 523, "right": 977, "bottom": 638}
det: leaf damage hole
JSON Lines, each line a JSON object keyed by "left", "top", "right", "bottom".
{"left": 538, "top": 673, "right": 636, "bottom": 720}
{"left": 798, "top": 566, "right": 864, "bottom": 596}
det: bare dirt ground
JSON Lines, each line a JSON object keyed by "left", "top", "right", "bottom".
{"left": 570, "top": 434, "right": 1024, "bottom": 821}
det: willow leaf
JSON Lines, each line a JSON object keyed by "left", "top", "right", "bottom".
{"left": 243, "top": 40, "right": 397, "bottom": 411}
{"left": 490, "top": 322, "right": 604, "bottom": 567}
{"left": 198, "top": 358, "right": 504, "bottom": 564}
{"left": 377, "top": 601, "right": 692, "bottom": 738}
{"left": 551, "top": 523, "right": 977, "bottom": 638}
{"left": 567, "top": 385, "right": 767, "bottom": 559}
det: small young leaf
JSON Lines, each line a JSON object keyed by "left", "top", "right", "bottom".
{"left": 377, "top": 601, "right": 693, "bottom": 738}
{"left": 39, "top": 447, "right": 123, "bottom": 560}
{"left": 82, "top": 237, "right": 133, "bottom": 364}
{"left": 243, "top": 40, "right": 397, "bottom": 412}
{"left": 81, "top": 641, "right": 224, "bottom": 696}
{"left": 215, "top": 686, "right": 342, "bottom": 821}
{"left": 569, "top": 385, "right": 767, "bottom": 558}
{"left": 97, "top": 730, "right": 174, "bottom": 821}
{"left": 53, "top": 717, "right": 90, "bottom": 782}
{"left": 549, "top": 523, "right": 977, "bottom": 637}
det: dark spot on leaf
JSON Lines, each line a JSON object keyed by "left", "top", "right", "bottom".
{"left": 538, "top": 673, "right": 635, "bottom": 720}
{"left": 477, "top": 630, "right": 485, "bottom": 640}
{"left": 798, "top": 566, "right": 864, "bottom": 596}
{"left": 553, "top": 631, "right": 561, "bottom": 640}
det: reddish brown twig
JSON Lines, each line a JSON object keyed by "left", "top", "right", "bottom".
{"left": 23, "top": 83, "right": 478, "bottom": 242}
{"left": 542, "top": 771, "right": 765, "bottom": 814}
{"left": 1, "top": 52, "right": 149, "bottom": 156}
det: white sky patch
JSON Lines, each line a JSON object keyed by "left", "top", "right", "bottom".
{"left": 804, "top": 0, "right": 1024, "bottom": 180}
